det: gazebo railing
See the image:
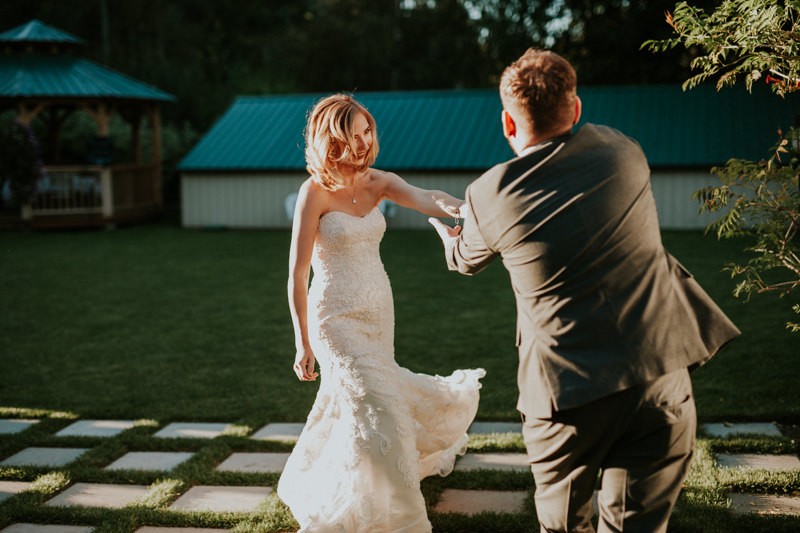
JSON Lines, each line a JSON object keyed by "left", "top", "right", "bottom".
{"left": 29, "top": 166, "right": 104, "bottom": 215}
{"left": 27, "top": 164, "right": 158, "bottom": 218}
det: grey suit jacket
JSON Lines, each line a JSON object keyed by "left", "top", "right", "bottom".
{"left": 445, "top": 124, "right": 740, "bottom": 418}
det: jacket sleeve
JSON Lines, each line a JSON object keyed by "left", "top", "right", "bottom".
{"left": 444, "top": 185, "right": 497, "bottom": 275}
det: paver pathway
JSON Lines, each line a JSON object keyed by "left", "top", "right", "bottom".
{"left": 1, "top": 418, "right": 798, "bottom": 529}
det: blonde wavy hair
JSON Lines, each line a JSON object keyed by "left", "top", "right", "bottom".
{"left": 305, "top": 94, "right": 380, "bottom": 191}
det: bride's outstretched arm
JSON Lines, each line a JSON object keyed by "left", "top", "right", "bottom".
{"left": 378, "top": 170, "right": 464, "bottom": 218}
{"left": 287, "top": 179, "right": 322, "bottom": 382}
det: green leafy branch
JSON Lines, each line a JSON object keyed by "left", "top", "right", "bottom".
{"left": 642, "top": 0, "right": 800, "bottom": 96}
{"left": 693, "top": 130, "right": 800, "bottom": 331}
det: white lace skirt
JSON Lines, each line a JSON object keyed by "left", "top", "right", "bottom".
{"left": 277, "top": 364, "right": 485, "bottom": 533}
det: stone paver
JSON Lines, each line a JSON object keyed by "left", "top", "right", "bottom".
{"left": 703, "top": 422, "right": 783, "bottom": 438}
{"left": 0, "top": 419, "right": 39, "bottom": 435}
{"left": 135, "top": 529, "right": 229, "bottom": 532}
{"left": 717, "top": 453, "right": 800, "bottom": 472}
{"left": 435, "top": 489, "right": 528, "bottom": 515}
{"left": 105, "top": 451, "right": 194, "bottom": 471}
{"left": 729, "top": 493, "right": 800, "bottom": 515}
{"left": 1, "top": 447, "right": 90, "bottom": 468}
{"left": 468, "top": 422, "right": 521, "bottom": 434}
{"left": 251, "top": 423, "right": 304, "bottom": 442}
{"left": 0, "top": 525, "right": 94, "bottom": 533}
{"left": 0, "top": 481, "right": 32, "bottom": 503}
{"left": 455, "top": 452, "right": 529, "bottom": 472}
{"left": 216, "top": 452, "right": 290, "bottom": 474}
{"left": 169, "top": 486, "right": 273, "bottom": 513}
{"left": 44, "top": 483, "right": 150, "bottom": 509}
{"left": 154, "top": 423, "right": 232, "bottom": 439}
{"left": 55, "top": 420, "right": 135, "bottom": 438}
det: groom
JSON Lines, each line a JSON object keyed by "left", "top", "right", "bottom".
{"left": 430, "top": 49, "right": 740, "bottom": 532}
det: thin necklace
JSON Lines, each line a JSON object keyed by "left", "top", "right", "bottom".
{"left": 349, "top": 174, "right": 359, "bottom": 204}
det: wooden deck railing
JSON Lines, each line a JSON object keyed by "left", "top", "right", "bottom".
{"left": 27, "top": 164, "right": 158, "bottom": 219}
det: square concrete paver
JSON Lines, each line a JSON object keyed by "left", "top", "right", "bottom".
{"left": 153, "top": 423, "right": 232, "bottom": 439}
{"left": 251, "top": 423, "right": 304, "bottom": 442}
{"left": 0, "top": 481, "right": 32, "bottom": 503}
{"left": 703, "top": 422, "right": 783, "bottom": 438}
{"left": 135, "top": 529, "right": 229, "bottom": 533}
{"left": 435, "top": 489, "right": 528, "bottom": 515}
{"left": 169, "top": 486, "right": 272, "bottom": 513}
{"left": 55, "top": 420, "right": 136, "bottom": 438}
{"left": 0, "top": 419, "right": 39, "bottom": 435}
{"left": 1, "top": 447, "right": 90, "bottom": 468}
{"left": 729, "top": 493, "right": 800, "bottom": 515}
{"left": 216, "top": 452, "right": 290, "bottom": 474}
{"left": 468, "top": 422, "right": 521, "bottom": 434}
{"left": 455, "top": 453, "right": 529, "bottom": 472}
{"left": 717, "top": 453, "right": 800, "bottom": 472}
{"left": 105, "top": 451, "right": 194, "bottom": 471}
{"left": 1, "top": 525, "right": 94, "bottom": 533}
{"left": 44, "top": 483, "right": 150, "bottom": 509}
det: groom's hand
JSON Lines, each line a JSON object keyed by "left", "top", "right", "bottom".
{"left": 428, "top": 217, "right": 461, "bottom": 241}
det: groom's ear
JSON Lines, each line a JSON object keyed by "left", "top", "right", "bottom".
{"left": 572, "top": 96, "right": 582, "bottom": 125}
{"left": 501, "top": 110, "right": 516, "bottom": 139}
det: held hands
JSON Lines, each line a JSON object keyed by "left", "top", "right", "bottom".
{"left": 435, "top": 199, "right": 466, "bottom": 220}
{"left": 430, "top": 199, "right": 468, "bottom": 240}
{"left": 428, "top": 217, "right": 462, "bottom": 241}
{"left": 293, "top": 346, "right": 319, "bottom": 381}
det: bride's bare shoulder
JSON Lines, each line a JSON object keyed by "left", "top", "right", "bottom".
{"left": 368, "top": 168, "right": 401, "bottom": 186}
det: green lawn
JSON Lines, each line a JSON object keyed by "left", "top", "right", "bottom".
{"left": 1, "top": 223, "right": 798, "bottom": 532}
{"left": 1, "top": 223, "right": 797, "bottom": 424}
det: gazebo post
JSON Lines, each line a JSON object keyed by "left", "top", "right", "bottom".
{"left": 83, "top": 102, "right": 114, "bottom": 221}
{"left": 83, "top": 102, "right": 111, "bottom": 136}
{"left": 15, "top": 101, "right": 45, "bottom": 126}
{"left": 149, "top": 104, "right": 163, "bottom": 208}
{"left": 131, "top": 111, "right": 142, "bottom": 164}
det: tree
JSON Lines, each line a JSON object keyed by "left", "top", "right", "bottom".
{"left": 644, "top": 0, "right": 800, "bottom": 332}
{"left": 465, "top": 0, "right": 720, "bottom": 85}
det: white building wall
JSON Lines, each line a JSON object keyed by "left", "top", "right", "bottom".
{"left": 181, "top": 170, "right": 721, "bottom": 230}
{"left": 182, "top": 173, "right": 305, "bottom": 228}
{"left": 650, "top": 170, "right": 720, "bottom": 230}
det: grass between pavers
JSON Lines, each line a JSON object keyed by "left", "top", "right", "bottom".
{"left": 0, "top": 413, "right": 798, "bottom": 532}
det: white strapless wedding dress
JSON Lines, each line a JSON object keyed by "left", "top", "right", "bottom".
{"left": 277, "top": 207, "right": 485, "bottom": 533}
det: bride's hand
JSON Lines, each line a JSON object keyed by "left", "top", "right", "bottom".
{"left": 293, "top": 347, "right": 319, "bottom": 381}
{"left": 435, "top": 198, "right": 464, "bottom": 219}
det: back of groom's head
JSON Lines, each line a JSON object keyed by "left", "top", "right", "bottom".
{"left": 500, "top": 49, "right": 577, "bottom": 138}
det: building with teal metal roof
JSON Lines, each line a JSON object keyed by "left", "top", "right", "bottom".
{"left": 180, "top": 85, "right": 798, "bottom": 230}
{"left": 179, "top": 85, "right": 798, "bottom": 172}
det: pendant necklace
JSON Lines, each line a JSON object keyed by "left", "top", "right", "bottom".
{"left": 349, "top": 174, "right": 358, "bottom": 204}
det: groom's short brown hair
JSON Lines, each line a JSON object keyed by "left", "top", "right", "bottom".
{"left": 500, "top": 49, "right": 577, "bottom": 137}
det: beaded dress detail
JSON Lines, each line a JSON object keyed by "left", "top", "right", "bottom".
{"left": 277, "top": 207, "right": 485, "bottom": 533}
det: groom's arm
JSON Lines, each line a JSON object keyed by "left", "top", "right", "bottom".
{"left": 432, "top": 187, "right": 496, "bottom": 276}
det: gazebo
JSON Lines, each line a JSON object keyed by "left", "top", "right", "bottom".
{"left": 0, "top": 19, "right": 174, "bottom": 228}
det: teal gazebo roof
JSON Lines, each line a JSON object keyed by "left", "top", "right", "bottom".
{"left": 0, "top": 18, "right": 84, "bottom": 45}
{"left": 0, "top": 19, "right": 173, "bottom": 102}
{"left": 179, "top": 85, "right": 799, "bottom": 171}
{"left": 0, "top": 55, "right": 174, "bottom": 101}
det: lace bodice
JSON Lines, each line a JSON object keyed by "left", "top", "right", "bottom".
{"left": 312, "top": 207, "right": 386, "bottom": 282}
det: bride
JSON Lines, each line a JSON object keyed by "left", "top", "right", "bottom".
{"left": 278, "top": 93, "right": 485, "bottom": 532}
